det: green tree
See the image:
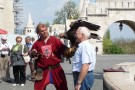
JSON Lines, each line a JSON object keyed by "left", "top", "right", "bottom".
{"left": 53, "top": 1, "right": 79, "bottom": 24}
{"left": 104, "top": 30, "right": 110, "bottom": 39}
{"left": 106, "top": 44, "right": 123, "bottom": 54}
{"left": 114, "top": 38, "right": 135, "bottom": 54}
{"left": 103, "top": 30, "right": 112, "bottom": 53}
{"left": 45, "top": 21, "right": 50, "bottom": 27}
{"left": 103, "top": 30, "right": 124, "bottom": 54}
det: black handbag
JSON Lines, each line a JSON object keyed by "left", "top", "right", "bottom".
{"left": 1, "top": 54, "right": 5, "bottom": 58}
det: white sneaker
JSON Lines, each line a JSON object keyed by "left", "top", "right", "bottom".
{"left": 20, "top": 84, "right": 24, "bottom": 86}
{"left": 13, "top": 84, "right": 16, "bottom": 86}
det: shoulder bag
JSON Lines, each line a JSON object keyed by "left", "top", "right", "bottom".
{"left": 22, "top": 45, "right": 30, "bottom": 63}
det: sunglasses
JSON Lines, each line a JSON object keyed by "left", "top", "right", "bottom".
{"left": 2, "top": 39, "right": 7, "bottom": 41}
{"left": 17, "top": 41, "right": 21, "bottom": 42}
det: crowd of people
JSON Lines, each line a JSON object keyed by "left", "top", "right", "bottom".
{"left": 0, "top": 22, "right": 96, "bottom": 90}
{"left": 0, "top": 35, "right": 36, "bottom": 86}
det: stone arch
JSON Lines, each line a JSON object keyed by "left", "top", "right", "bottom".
{"left": 116, "top": 20, "right": 135, "bottom": 32}
{"left": 100, "top": 19, "right": 135, "bottom": 54}
{"left": 79, "top": 0, "right": 135, "bottom": 54}
{"left": 102, "top": 11, "right": 135, "bottom": 38}
{"left": 103, "top": 20, "right": 135, "bottom": 39}
{"left": 94, "top": 14, "right": 135, "bottom": 54}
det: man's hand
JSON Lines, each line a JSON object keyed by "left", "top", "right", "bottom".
{"left": 30, "top": 49, "right": 37, "bottom": 57}
{"left": 59, "top": 33, "right": 67, "bottom": 38}
{"left": 75, "top": 84, "right": 81, "bottom": 90}
{"left": 31, "top": 49, "right": 37, "bottom": 53}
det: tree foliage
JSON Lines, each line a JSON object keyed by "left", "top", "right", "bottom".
{"left": 103, "top": 30, "right": 124, "bottom": 54}
{"left": 103, "top": 30, "right": 112, "bottom": 53}
{"left": 45, "top": 21, "right": 50, "bottom": 27}
{"left": 114, "top": 38, "right": 135, "bottom": 54}
{"left": 53, "top": 1, "right": 79, "bottom": 24}
{"left": 104, "top": 44, "right": 124, "bottom": 54}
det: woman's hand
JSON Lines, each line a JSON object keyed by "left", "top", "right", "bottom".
{"left": 22, "top": 53, "right": 28, "bottom": 56}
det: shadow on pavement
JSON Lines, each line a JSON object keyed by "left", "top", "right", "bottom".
{"left": 94, "top": 72, "right": 103, "bottom": 79}
{"left": 65, "top": 72, "right": 73, "bottom": 75}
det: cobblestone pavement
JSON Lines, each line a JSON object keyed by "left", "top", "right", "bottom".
{"left": 0, "top": 55, "right": 135, "bottom": 90}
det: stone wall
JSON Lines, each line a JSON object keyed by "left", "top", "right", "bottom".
{"left": 3, "top": 0, "right": 14, "bottom": 34}
{"left": 103, "top": 62, "right": 135, "bottom": 90}
{"left": 96, "top": 0, "right": 135, "bottom": 2}
{"left": 87, "top": 2, "right": 135, "bottom": 15}
{"left": 79, "top": 0, "right": 135, "bottom": 54}
{"left": 0, "top": 0, "right": 4, "bottom": 29}
{"left": 0, "top": 0, "right": 14, "bottom": 34}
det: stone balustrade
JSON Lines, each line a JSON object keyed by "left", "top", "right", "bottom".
{"left": 0, "top": 6, "right": 3, "bottom": 9}
{"left": 103, "top": 62, "right": 135, "bottom": 90}
{"left": 0, "top": 3, "right": 3, "bottom": 9}
{"left": 87, "top": 2, "right": 135, "bottom": 15}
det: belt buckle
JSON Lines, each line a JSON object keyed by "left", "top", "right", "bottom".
{"left": 49, "top": 66, "right": 51, "bottom": 70}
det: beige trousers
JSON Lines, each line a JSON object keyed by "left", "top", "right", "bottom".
{"left": 0, "top": 55, "right": 10, "bottom": 80}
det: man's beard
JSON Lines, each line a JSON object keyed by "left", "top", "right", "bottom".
{"left": 41, "top": 33, "right": 49, "bottom": 39}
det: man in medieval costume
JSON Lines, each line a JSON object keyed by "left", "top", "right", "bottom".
{"left": 31, "top": 23, "right": 68, "bottom": 90}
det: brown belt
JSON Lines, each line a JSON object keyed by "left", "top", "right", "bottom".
{"left": 43, "top": 63, "right": 60, "bottom": 70}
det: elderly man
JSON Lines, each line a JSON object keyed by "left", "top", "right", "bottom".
{"left": 0, "top": 35, "right": 12, "bottom": 83}
{"left": 25, "top": 36, "right": 35, "bottom": 81}
{"left": 73, "top": 27, "right": 96, "bottom": 90}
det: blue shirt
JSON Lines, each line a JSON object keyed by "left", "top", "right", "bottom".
{"left": 26, "top": 43, "right": 32, "bottom": 51}
{"left": 72, "top": 40, "right": 96, "bottom": 72}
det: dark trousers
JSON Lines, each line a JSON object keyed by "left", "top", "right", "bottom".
{"left": 13, "top": 65, "right": 26, "bottom": 84}
{"left": 25, "top": 61, "right": 35, "bottom": 74}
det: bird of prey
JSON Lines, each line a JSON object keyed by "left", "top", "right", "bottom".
{"left": 59, "top": 20, "right": 100, "bottom": 59}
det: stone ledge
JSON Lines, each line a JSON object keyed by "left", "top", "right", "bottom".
{"left": 0, "top": 6, "right": 4, "bottom": 9}
{"left": 113, "top": 62, "right": 135, "bottom": 82}
{"left": 103, "top": 62, "right": 135, "bottom": 90}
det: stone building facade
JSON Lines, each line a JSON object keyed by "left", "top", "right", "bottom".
{"left": 23, "top": 13, "right": 36, "bottom": 37}
{"left": 0, "top": 0, "right": 14, "bottom": 34}
{"left": 79, "top": 0, "right": 135, "bottom": 54}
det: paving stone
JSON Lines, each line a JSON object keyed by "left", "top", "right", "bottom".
{"left": 0, "top": 55, "right": 135, "bottom": 90}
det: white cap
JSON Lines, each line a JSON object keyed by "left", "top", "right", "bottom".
{"left": 1, "top": 35, "right": 7, "bottom": 40}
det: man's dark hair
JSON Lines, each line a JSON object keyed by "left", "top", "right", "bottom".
{"left": 36, "top": 23, "right": 47, "bottom": 33}
{"left": 25, "top": 36, "right": 31, "bottom": 39}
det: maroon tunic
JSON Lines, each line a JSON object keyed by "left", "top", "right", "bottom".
{"left": 32, "top": 36, "right": 68, "bottom": 90}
